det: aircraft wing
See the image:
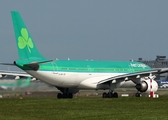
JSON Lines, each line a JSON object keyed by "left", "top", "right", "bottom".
{"left": 0, "top": 70, "right": 32, "bottom": 79}
{"left": 98, "top": 68, "right": 168, "bottom": 84}
{"left": 78, "top": 68, "right": 168, "bottom": 89}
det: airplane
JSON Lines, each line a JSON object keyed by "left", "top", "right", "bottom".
{"left": 0, "top": 77, "right": 31, "bottom": 90}
{"left": 2, "top": 11, "right": 168, "bottom": 99}
{"left": 0, "top": 70, "right": 32, "bottom": 80}
{"left": 157, "top": 80, "right": 168, "bottom": 88}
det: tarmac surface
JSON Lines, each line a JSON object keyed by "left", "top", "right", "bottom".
{"left": 1, "top": 88, "right": 168, "bottom": 98}
{"left": 0, "top": 80, "right": 168, "bottom": 98}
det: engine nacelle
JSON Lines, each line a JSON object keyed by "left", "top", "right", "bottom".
{"left": 135, "top": 79, "right": 158, "bottom": 93}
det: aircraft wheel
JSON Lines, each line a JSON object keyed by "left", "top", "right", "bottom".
{"left": 57, "top": 93, "right": 62, "bottom": 99}
{"left": 102, "top": 92, "right": 107, "bottom": 98}
{"left": 62, "top": 94, "right": 68, "bottom": 98}
{"left": 135, "top": 93, "right": 141, "bottom": 97}
{"left": 68, "top": 93, "right": 73, "bottom": 98}
{"left": 108, "top": 92, "right": 113, "bottom": 98}
{"left": 113, "top": 92, "right": 118, "bottom": 98}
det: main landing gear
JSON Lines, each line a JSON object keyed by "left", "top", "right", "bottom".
{"left": 56, "top": 87, "right": 73, "bottom": 99}
{"left": 57, "top": 93, "right": 73, "bottom": 99}
{"left": 102, "top": 92, "right": 118, "bottom": 98}
{"left": 135, "top": 92, "right": 142, "bottom": 97}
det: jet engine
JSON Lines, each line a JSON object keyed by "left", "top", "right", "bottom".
{"left": 135, "top": 79, "right": 158, "bottom": 93}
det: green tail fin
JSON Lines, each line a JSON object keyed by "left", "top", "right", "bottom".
{"left": 11, "top": 11, "right": 46, "bottom": 61}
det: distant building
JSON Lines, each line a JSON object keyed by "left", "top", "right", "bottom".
{"left": 137, "top": 55, "right": 168, "bottom": 81}
{"left": 137, "top": 55, "right": 168, "bottom": 68}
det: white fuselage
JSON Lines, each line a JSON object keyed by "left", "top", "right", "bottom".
{"left": 26, "top": 70, "right": 129, "bottom": 89}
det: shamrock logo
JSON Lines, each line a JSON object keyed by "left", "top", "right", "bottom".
{"left": 18, "top": 28, "right": 34, "bottom": 53}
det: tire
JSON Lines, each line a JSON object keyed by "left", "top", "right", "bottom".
{"left": 57, "top": 93, "right": 62, "bottom": 99}
{"left": 108, "top": 92, "right": 113, "bottom": 98}
{"left": 102, "top": 92, "right": 107, "bottom": 98}
{"left": 68, "top": 93, "right": 73, "bottom": 98}
{"left": 135, "top": 93, "right": 141, "bottom": 97}
{"left": 113, "top": 92, "right": 118, "bottom": 98}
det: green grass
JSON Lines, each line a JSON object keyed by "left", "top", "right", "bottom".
{"left": 0, "top": 96, "right": 168, "bottom": 120}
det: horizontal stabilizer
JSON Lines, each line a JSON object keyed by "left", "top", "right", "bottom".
{"left": 23, "top": 60, "right": 55, "bottom": 71}
{"left": 0, "top": 62, "right": 15, "bottom": 66}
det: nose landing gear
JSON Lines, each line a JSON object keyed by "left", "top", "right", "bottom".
{"left": 102, "top": 92, "right": 118, "bottom": 98}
